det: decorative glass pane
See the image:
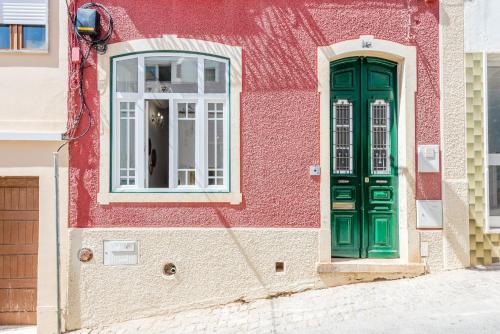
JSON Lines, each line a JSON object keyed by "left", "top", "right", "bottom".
{"left": 178, "top": 103, "right": 196, "bottom": 186}
{"left": 207, "top": 102, "right": 224, "bottom": 186}
{"left": 333, "top": 100, "right": 353, "bottom": 174}
{"left": 119, "top": 102, "right": 136, "bottom": 185}
{"left": 370, "top": 100, "right": 391, "bottom": 175}
{"left": 0, "top": 25, "right": 9, "bottom": 49}
{"left": 145, "top": 56, "right": 198, "bottom": 93}
{"left": 204, "top": 59, "right": 226, "bottom": 93}
{"left": 22, "top": 25, "right": 46, "bottom": 49}
{"left": 116, "top": 58, "right": 138, "bottom": 93}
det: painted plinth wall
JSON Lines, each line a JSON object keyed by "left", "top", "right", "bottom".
{"left": 66, "top": 0, "right": 451, "bottom": 329}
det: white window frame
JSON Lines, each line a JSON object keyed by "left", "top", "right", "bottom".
{"left": 112, "top": 52, "right": 230, "bottom": 193}
{"left": 483, "top": 52, "right": 500, "bottom": 232}
{"left": 97, "top": 35, "right": 242, "bottom": 204}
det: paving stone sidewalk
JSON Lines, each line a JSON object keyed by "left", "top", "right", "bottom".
{"left": 70, "top": 267, "right": 500, "bottom": 334}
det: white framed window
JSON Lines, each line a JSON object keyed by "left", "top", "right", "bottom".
{"left": 112, "top": 52, "right": 229, "bottom": 192}
{"left": 0, "top": 0, "right": 48, "bottom": 51}
{"left": 484, "top": 53, "right": 500, "bottom": 230}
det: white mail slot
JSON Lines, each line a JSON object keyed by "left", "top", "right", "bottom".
{"left": 103, "top": 240, "right": 138, "bottom": 266}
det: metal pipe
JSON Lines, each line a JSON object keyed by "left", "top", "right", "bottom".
{"left": 53, "top": 151, "right": 62, "bottom": 334}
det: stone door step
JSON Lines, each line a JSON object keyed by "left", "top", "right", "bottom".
{"left": 317, "top": 258, "right": 426, "bottom": 275}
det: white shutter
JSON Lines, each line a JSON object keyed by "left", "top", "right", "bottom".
{"left": 0, "top": 0, "right": 48, "bottom": 25}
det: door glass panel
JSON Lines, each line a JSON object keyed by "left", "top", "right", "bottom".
{"left": 370, "top": 100, "right": 390, "bottom": 175}
{"left": 333, "top": 100, "right": 353, "bottom": 174}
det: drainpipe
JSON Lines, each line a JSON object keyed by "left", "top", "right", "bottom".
{"left": 53, "top": 148, "right": 63, "bottom": 334}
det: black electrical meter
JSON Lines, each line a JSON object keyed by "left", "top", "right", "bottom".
{"left": 75, "top": 8, "right": 100, "bottom": 36}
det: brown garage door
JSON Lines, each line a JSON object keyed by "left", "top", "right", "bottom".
{"left": 0, "top": 177, "right": 38, "bottom": 325}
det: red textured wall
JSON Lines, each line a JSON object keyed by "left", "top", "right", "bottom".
{"left": 69, "top": 0, "right": 440, "bottom": 228}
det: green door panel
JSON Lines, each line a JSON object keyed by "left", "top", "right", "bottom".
{"left": 330, "top": 57, "right": 399, "bottom": 259}
{"left": 332, "top": 212, "right": 360, "bottom": 258}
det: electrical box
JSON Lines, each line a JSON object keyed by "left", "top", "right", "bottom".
{"left": 416, "top": 200, "right": 442, "bottom": 229}
{"left": 103, "top": 240, "right": 138, "bottom": 265}
{"left": 76, "top": 8, "right": 100, "bottom": 36}
{"left": 418, "top": 145, "right": 440, "bottom": 173}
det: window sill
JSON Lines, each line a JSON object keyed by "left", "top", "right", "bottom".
{"left": 484, "top": 227, "right": 500, "bottom": 234}
{"left": 0, "top": 49, "right": 49, "bottom": 55}
{"left": 97, "top": 191, "right": 242, "bottom": 205}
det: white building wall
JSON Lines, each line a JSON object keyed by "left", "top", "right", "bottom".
{"left": 0, "top": 0, "right": 67, "bottom": 133}
{"left": 465, "top": 0, "right": 500, "bottom": 52}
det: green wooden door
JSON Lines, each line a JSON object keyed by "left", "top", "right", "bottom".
{"left": 330, "top": 57, "right": 398, "bottom": 259}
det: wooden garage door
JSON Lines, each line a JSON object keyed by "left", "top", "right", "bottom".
{"left": 0, "top": 177, "right": 38, "bottom": 325}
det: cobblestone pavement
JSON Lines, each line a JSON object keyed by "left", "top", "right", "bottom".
{"left": 70, "top": 267, "right": 500, "bottom": 334}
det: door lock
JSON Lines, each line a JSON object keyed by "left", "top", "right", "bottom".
{"left": 364, "top": 177, "right": 369, "bottom": 183}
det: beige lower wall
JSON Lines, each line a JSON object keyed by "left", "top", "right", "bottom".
{"left": 0, "top": 141, "right": 68, "bottom": 334}
{"left": 66, "top": 228, "right": 320, "bottom": 329}
{"left": 66, "top": 228, "right": 423, "bottom": 330}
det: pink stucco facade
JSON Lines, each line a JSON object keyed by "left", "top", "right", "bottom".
{"left": 69, "top": 0, "right": 440, "bottom": 228}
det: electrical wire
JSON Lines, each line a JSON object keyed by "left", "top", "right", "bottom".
{"left": 62, "top": 1, "right": 113, "bottom": 145}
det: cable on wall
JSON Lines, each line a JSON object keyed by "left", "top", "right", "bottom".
{"left": 62, "top": 1, "right": 113, "bottom": 146}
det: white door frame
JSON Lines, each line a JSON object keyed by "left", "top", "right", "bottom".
{"left": 317, "top": 36, "right": 418, "bottom": 263}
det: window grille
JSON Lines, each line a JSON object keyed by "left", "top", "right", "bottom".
{"left": 333, "top": 100, "right": 353, "bottom": 174}
{"left": 370, "top": 100, "right": 391, "bottom": 175}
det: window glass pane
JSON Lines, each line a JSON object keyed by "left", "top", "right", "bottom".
{"left": 22, "top": 25, "right": 46, "bottom": 49}
{"left": 490, "top": 166, "right": 500, "bottom": 216}
{"left": 178, "top": 103, "right": 196, "bottom": 186}
{"left": 208, "top": 120, "right": 215, "bottom": 168}
{"left": 146, "top": 56, "right": 198, "bottom": 93}
{"left": 116, "top": 58, "right": 138, "bottom": 93}
{"left": 119, "top": 102, "right": 136, "bottom": 186}
{"left": 0, "top": 25, "right": 9, "bottom": 49}
{"left": 207, "top": 102, "right": 224, "bottom": 186}
{"left": 488, "top": 58, "right": 500, "bottom": 154}
{"left": 204, "top": 59, "right": 226, "bottom": 93}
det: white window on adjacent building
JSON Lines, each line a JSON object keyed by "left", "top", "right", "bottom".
{"left": 485, "top": 54, "right": 500, "bottom": 229}
{"left": 0, "top": 0, "right": 48, "bottom": 51}
{"left": 112, "top": 53, "right": 229, "bottom": 192}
